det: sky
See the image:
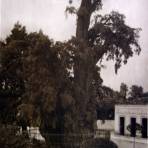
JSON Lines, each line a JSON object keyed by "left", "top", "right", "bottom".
{"left": 0, "top": 0, "right": 148, "bottom": 91}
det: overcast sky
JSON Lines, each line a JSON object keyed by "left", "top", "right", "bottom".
{"left": 0, "top": 0, "right": 148, "bottom": 91}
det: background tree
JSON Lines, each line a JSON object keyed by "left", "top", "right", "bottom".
{"left": 120, "top": 83, "right": 128, "bottom": 99}
{"left": 129, "top": 85, "right": 143, "bottom": 99}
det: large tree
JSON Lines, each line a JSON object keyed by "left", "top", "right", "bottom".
{"left": 67, "top": 0, "right": 141, "bottom": 130}
{"left": 0, "top": 0, "right": 141, "bottom": 147}
{"left": 42, "top": 0, "right": 142, "bottom": 146}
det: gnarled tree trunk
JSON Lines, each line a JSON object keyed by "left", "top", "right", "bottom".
{"left": 73, "top": 0, "right": 98, "bottom": 135}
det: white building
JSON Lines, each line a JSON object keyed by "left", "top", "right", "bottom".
{"left": 111, "top": 105, "right": 148, "bottom": 148}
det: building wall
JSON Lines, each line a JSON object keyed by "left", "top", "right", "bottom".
{"left": 111, "top": 105, "right": 148, "bottom": 148}
{"left": 115, "top": 105, "right": 148, "bottom": 135}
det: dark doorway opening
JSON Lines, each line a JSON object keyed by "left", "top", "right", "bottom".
{"left": 141, "top": 118, "right": 147, "bottom": 138}
{"left": 120, "top": 117, "right": 125, "bottom": 135}
{"left": 131, "top": 117, "right": 136, "bottom": 137}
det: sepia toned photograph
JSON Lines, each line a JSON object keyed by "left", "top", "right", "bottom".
{"left": 0, "top": 0, "right": 148, "bottom": 147}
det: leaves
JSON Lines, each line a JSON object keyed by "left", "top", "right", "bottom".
{"left": 88, "top": 11, "right": 141, "bottom": 73}
{"left": 65, "top": 6, "right": 77, "bottom": 14}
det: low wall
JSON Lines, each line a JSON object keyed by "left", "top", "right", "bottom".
{"left": 97, "top": 120, "right": 114, "bottom": 131}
